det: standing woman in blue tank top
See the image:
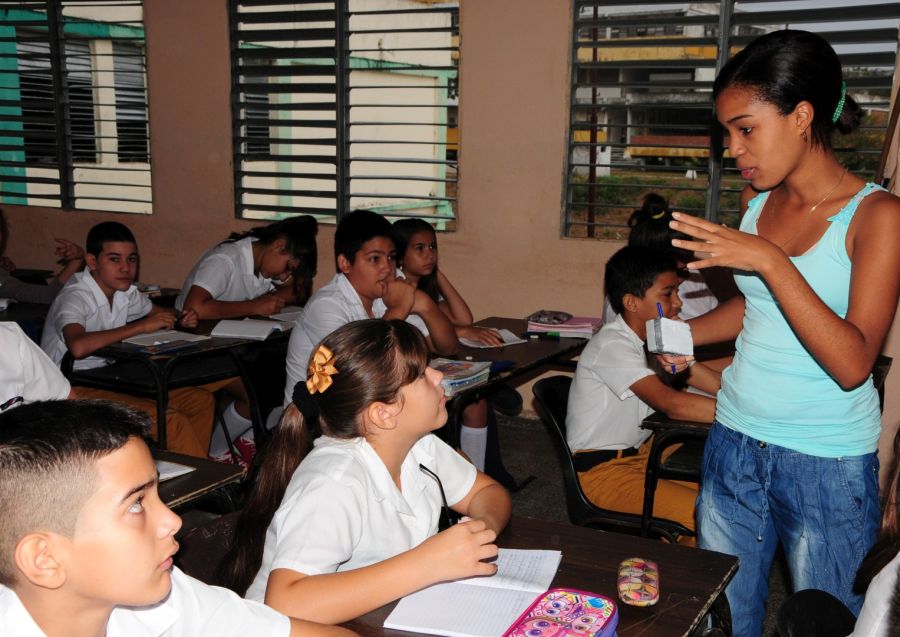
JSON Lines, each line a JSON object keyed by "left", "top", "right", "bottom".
{"left": 665, "top": 30, "right": 900, "bottom": 636}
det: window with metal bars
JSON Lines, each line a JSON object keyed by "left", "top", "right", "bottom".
{"left": 229, "top": 0, "right": 459, "bottom": 227}
{"left": 565, "top": 0, "right": 899, "bottom": 240}
{"left": 0, "top": 0, "right": 151, "bottom": 214}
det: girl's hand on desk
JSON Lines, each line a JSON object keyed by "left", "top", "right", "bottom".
{"left": 253, "top": 293, "right": 286, "bottom": 316}
{"left": 416, "top": 518, "right": 498, "bottom": 582}
{"left": 670, "top": 212, "right": 782, "bottom": 275}
{"left": 458, "top": 325, "right": 503, "bottom": 347}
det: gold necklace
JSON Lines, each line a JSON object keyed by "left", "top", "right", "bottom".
{"left": 771, "top": 168, "right": 848, "bottom": 249}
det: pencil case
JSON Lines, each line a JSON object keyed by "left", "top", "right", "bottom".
{"left": 503, "top": 587, "right": 618, "bottom": 637}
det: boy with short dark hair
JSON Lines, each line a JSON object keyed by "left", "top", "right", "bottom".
{"left": 40, "top": 222, "right": 214, "bottom": 458}
{"left": 282, "top": 210, "right": 457, "bottom": 407}
{"left": 566, "top": 246, "right": 721, "bottom": 535}
{"left": 0, "top": 399, "right": 354, "bottom": 637}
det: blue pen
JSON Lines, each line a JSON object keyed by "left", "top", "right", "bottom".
{"left": 657, "top": 302, "right": 677, "bottom": 374}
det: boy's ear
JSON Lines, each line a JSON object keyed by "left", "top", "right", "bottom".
{"left": 365, "top": 400, "right": 400, "bottom": 433}
{"left": 84, "top": 253, "right": 98, "bottom": 271}
{"left": 14, "top": 533, "right": 67, "bottom": 590}
{"left": 622, "top": 293, "right": 640, "bottom": 313}
{"left": 271, "top": 237, "right": 287, "bottom": 252}
{"left": 336, "top": 253, "right": 352, "bottom": 274}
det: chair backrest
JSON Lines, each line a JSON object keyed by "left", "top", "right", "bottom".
{"left": 532, "top": 375, "right": 688, "bottom": 540}
{"left": 175, "top": 511, "right": 241, "bottom": 589}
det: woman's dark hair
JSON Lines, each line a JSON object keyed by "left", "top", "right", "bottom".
{"left": 714, "top": 29, "right": 861, "bottom": 150}
{"left": 221, "top": 319, "right": 430, "bottom": 595}
{"left": 226, "top": 215, "right": 318, "bottom": 289}
{"left": 392, "top": 218, "right": 441, "bottom": 302}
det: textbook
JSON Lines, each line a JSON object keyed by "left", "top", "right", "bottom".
{"left": 525, "top": 315, "right": 602, "bottom": 340}
{"left": 459, "top": 328, "right": 528, "bottom": 349}
{"left": 429, "top": 358, "right": 491, "bottom": 396}
{"left": 210, "top": 319, "right": 288, "bottom": 341}
{"left": 123, "top": 330, "right": 210, "bottom": 353}
{"left": 383, "top": 548, "right": 562, "bottom": 637}
{"left": 269, "top": 306, "right": 305, "bottom": 323}
{"left": 155, "top": 458, "right": 196, "bottom": 482}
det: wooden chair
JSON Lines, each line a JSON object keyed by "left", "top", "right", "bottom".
{"left": 532, "top": 376, "right": 693, "bottom": 543}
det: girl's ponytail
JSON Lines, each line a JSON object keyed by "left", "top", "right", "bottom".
{"left": 220, "top": 403, "right": 314, "bottom": 595}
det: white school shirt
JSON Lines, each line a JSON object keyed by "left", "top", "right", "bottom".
{"left": 245, "top": 433, "right": 476, "bottom": 602}
{"left": 175, "top": 237, "right": 274, "bottom": 311}
{"left": 40, "top": 269, "right": 152, "bottom": 370}
{"left": 0, "top": 322, "right": 70, "bottom": 411}
{"left": 0, "top": 567, "right": 290, "bottom": 637}
{"left": 565, "top": 313, "right": 656, "bottom": 451}
{"left": 849, "top": 550, "right": 900, "bottom": 637}
{"left": 282, "top": 272, "right": 430, "bottom": 407}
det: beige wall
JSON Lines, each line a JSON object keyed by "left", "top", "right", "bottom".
{"left": 3, "top": 0, "right": 898, "bottom": 467}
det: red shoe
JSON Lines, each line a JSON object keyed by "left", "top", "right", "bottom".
{"left": 233, "top": 434, "right": 257, "bottom": 465}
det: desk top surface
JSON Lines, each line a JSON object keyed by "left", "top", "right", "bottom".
{"left": 154, "top": 449, "right": 243, "bottom": 510}
{"left": 346, "top": 516, "right": 738, "bottom": 637}
{"left": 462, "top": 317, "right": 585, "bottom": 377}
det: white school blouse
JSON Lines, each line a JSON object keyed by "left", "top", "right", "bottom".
{"left": 40, "top": 269, "right": 152, "bottom": 370}
{"left": 0, "top": 322, "right": 70, "bottom": 410}
{"left": 0, "top": 568, "right": 290, "bottom": 637}
{"left": 849, "top": 550, "right": 900, "bottom": 637}
{"left": 175, "top": 237, "right": 274, "bottom": 311}
{"left": 244, "top": 433, "right": 476, "bottom": 602}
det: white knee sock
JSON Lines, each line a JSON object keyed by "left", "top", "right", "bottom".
{"left": 460, "top": 425, "right": 487, "bottom": 471}
{"left": 208, "top": 401, "right": 253, "bottom": 456}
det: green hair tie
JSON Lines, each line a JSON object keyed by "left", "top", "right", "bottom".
{"left": 651, "top": 210, "right": 666, "bottom": 219}
{"left": 831, "top": 81, "right": 846, "bottom": 124}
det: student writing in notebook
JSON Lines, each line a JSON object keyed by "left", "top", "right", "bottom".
{"left": 223, "top": 319, "right": 511, "bottom": 624}
{"left": 176, "top": 216, "right": 318, "bottom": 465}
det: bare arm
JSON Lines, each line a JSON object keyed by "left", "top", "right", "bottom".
{"left": 671, "top": 192, "right": 900, "bottom": 389}
{"left": 685, "top": 294, "right": 745, "bottom": 346}
{"left": 182, "top": 284, "right": 285, "bottom": 319}
{"left": 435, "top": 269, "right": 474, "bottom": 326}
{"left": 411, "top": 289, "right": 458, "bottom": 356}
{"left": 62, "top": 311, "right": 176, "bottom": 359}
{"left": 264, "top": 520, "right": 498, "bottom": 624}
{"left": 450, "top": 470, "right": 512, "bottom": 535}
{"left": 288, "top": 619, "right": 357, "bottom": 637}
{"left": 631, "top": 374, "right": 716, "bottom": 423}
{"left": 52, "top": 238, "right": 84, "bottom": 285}
{"left": 685, "top": 361, "right": 721, "bottom": 396}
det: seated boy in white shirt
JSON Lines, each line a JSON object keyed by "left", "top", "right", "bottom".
{"left": 282, "top": 210, "right": 457, "bottom": 408}
{"left": 0, "top": 399, "right": 354, "bottom": 637}
{"left": 0, "top": 322, "right": 73, "bottom": 411}
{"left": 40, "top": 222, "right": 214, "bottom": 458}
{"left": 566, "top": 246, "right": 721, "bottom": 537}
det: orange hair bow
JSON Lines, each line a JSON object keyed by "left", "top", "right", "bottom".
{"left": 306, "top": 345, "right": 338, "bottom": 394}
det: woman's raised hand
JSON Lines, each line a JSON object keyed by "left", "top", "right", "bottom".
{"left": 670, "top": 212, "right": 783, "bottom": 274}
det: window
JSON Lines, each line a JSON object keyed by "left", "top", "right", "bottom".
{"left": 229, "top": 0, "right": 459, "bottom": 226}
{"left": 565, "top": 0, "right": 899, "bottom": 239}
{"left": 0, "top": 1, "right": 151, "bottom": 213}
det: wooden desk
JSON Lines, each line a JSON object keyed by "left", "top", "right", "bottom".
{"left": 67, "top": 324, "right": 289, "bottom": 449}
{"left": 155, "top": 449, "right": 244, "bottom": 510}
{"left": 442, "top": 316, "right": 586, "bottom": 446}
{"left": 346, "top": 516, "right": 737, "bottom": 637}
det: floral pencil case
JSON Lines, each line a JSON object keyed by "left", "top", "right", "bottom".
{"left": 503, "top": 587, "right": 618, "bottom": 637}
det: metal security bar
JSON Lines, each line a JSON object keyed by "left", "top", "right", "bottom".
{"left": 565, "top": 0, "right": 900, "bottom": 239}
{"left": 229, "top": 0, "right": 459, "bottom": 226}
{"left": 0, "top": 0, "right": 151, "bottom": 213}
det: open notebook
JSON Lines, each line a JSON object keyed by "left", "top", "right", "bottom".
{"left": 384, "top": 549, "right": 562, "bottom": 637}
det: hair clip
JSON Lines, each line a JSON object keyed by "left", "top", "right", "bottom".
{"left": 307, "top": 345, "right": 338, "bottom": 394}
{"left": 651, "top": 210, "right": 667, "bottom": 219}
{"left": 831, "top": 81, "right": 846, "bottom": 124}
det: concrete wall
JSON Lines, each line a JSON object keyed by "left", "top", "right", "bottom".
{"left": 3, "top": 0, "right": 898, "bottom": 471}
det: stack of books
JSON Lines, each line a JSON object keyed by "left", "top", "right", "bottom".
{"left": 525, "top": 313, "right": 602, "bottom": 339}
{"left": 429, "top": 358, "right": 492, "bottom": 397}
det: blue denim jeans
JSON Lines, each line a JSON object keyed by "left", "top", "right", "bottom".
{"left": 697, "top": 422, "right": 880, "bottom": 637}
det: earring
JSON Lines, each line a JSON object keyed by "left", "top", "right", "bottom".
{"left": 801, "top": 130, "right": 808, "bottom": 143}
